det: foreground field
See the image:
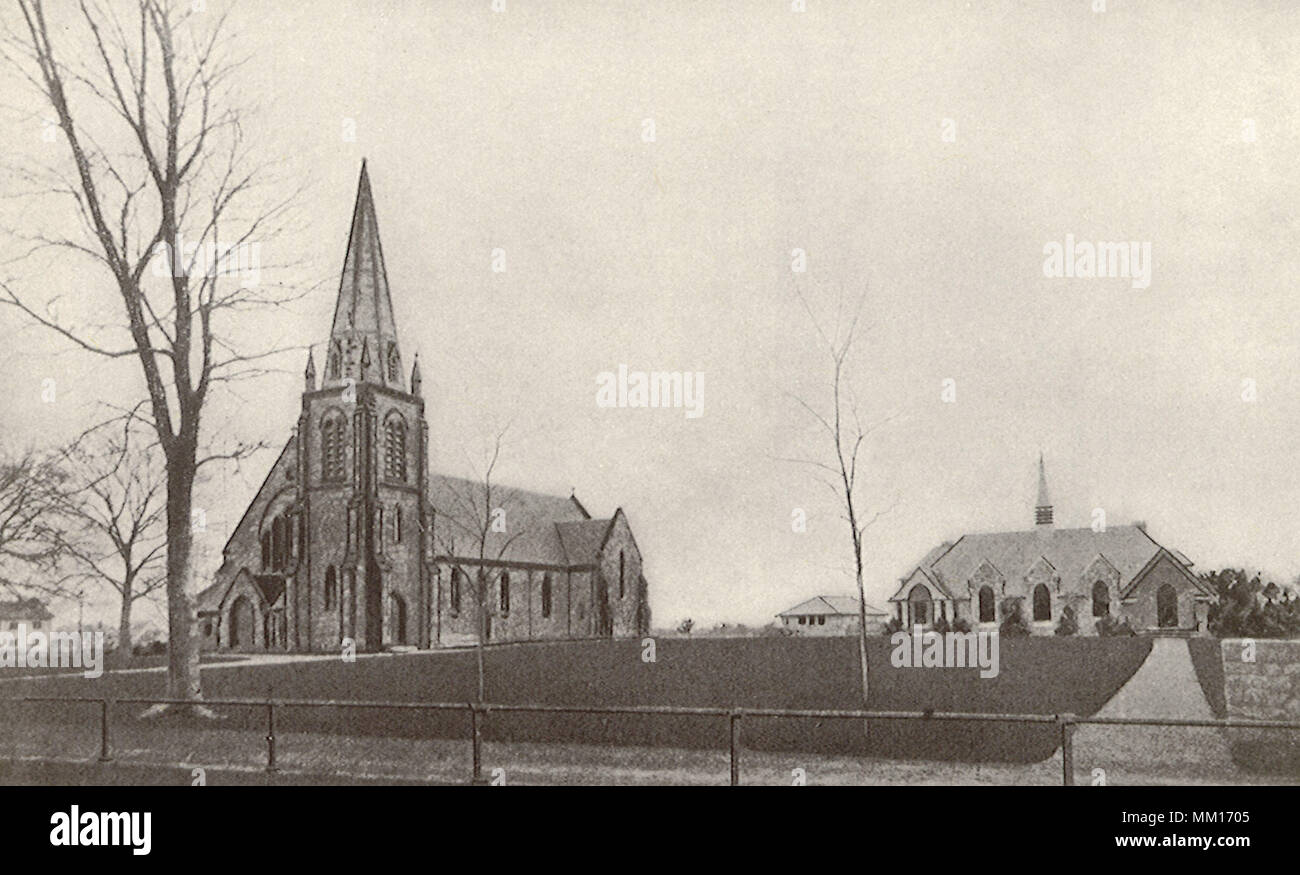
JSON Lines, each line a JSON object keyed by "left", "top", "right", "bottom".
{"left": 5, "top": 636, "right": 1152, "bottom": 764}
{"left": 1, "top": 716, "right": 1291, "bottom": 785}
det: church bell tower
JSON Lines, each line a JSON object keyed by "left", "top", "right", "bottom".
{"left": 294, "top": 162, "right": 429, "bottom": 652}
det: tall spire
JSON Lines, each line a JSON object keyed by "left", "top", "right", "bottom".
{"left": 1034, "top": 453, "right": 1053, "bottom": 528}
{"left": 326, "top": 161, "right": 402, "bottom": 389}
{"left": 304, "top": 346, "right": 316, "bottom": 391}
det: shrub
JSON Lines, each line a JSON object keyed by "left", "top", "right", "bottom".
{"left": 999, "top": 599, "right": 1030, "bottom": 637}
{"left": 951, "top": 617, "right": 973, "bottom": 634}
{"left": 1055, "top": 605, "right": 1078, "bottom": 637}
{"left": 1095, "top": 615, "right": 1136, "bottom": 637}
{"left": 1206, "top": 568, "right": 1300, "bottom": 638}
{"left": 882, "top": 616, "right": 904, "bottom": 636}
{"left": 931, "top": 615, "right": 951, "bottom": 634}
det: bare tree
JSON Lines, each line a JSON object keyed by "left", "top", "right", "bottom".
{"left": 54, "top": 421, "right": 167, "bottom": 667}
{"left": 781, "top": 285, "right": 896, "bottom": 711}
{"left": 427, "top": 426, "right": 531, "bottom": 704}
{"left": 0, "top": 447, "right": 66, "bottom": 598}
{"left": 1, "top": 1, "right": 305, "bottom": 704}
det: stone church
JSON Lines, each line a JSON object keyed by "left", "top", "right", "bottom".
{"left": 197, "top": 165, "right": 650, "bottom": 652}
{"left": 887, "top": 456, "right": 1215, "bottom": 635}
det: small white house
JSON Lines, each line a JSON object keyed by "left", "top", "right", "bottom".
{"left": 777, "top": 596, "right": 888, "bottom": 636}
{"left": 0, "top": 598, "right": 52, "bottom": 633}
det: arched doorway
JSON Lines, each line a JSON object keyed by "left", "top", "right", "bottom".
{"left": 1032, "top": 584, "right": 1052, "bottom": 622}
{"left": 1157, "top": 584, "right": 1178, "bottom": 628}
{"left": 908, "top": 586, "right": 931, "bottom": 627}
{"left": 388, "top": 592, "right": 408, "bottom": 645}
{"left": 229, "top": 596, "right": 253, "bottom": 649}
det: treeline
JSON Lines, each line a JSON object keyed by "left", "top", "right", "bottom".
{"left": 1204, "top": 568, "right": 1300, "bottom": 638}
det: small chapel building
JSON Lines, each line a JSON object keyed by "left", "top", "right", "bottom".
{"left": 887, "top": 456, "right": 1214, "bottom": 636}
{"left": 196, "top": 164, "right": 650, "bottom": 653}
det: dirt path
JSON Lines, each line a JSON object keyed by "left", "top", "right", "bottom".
{"left": 1094, "top": 637, "right": 1215, "bottom": 719}
{"left": 1071, "top": 637, "right": 1238, "bottom": 783}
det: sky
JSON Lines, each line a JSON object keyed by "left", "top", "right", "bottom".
{"left": 1, "top": 0, "right": 1297, "bottom": 632}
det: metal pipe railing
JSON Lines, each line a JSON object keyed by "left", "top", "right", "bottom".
{"left": 11, "top": 694, "right": 1299, "bottom": 786}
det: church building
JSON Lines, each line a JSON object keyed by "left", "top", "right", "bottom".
{"left": 197, "top": 165, "right": 650, "bottom": 652}
{"left": 887, "top": 456, "right": 1214, "bottom": 636}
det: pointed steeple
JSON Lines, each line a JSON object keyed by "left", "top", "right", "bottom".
{"left": 410, "top": 353, "right": 422, "bottom": 396}
{"left": 326, "top": 161, "right": 402, "bottom": 389}
{"left": 304, "top": 346, "right": 316, "bottom": 391}
{"left": 1034, "top": 453, "right": 1053, "bottom": 528}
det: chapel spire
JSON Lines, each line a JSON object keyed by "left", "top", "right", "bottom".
{"left": 304, "top": 346, "right": 316, "bottom": 391}
{"left": 325, "top": 161, "right": 403, "bottom": 389}
{"left": 1034, "top": 452, "right": 1054, "bottom": 528}
{"left": 410, "top": 352, "right": 422, "bottom": 396}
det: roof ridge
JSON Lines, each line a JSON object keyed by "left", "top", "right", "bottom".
{"left": 427, "top": 471, "right": 577, "bottom": 504}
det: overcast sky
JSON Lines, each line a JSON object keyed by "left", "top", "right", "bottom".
{"left": 2, "top": 0, "right": 1297, "bottom": 631}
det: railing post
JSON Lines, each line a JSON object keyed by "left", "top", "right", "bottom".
{"left": 729, "top": 709, "right": 742, "bottom": 787}
{"left": 265, "top": 700, "right": 279, "bottom": 773}
{"left": 97, "top": 698, "right": 113, "bottom": 763}
{"left": 1058, "top": 713, "right": 1075, "bottom": 786}
{"left": 470, "top": 703, "right": 484, "bottom": 785}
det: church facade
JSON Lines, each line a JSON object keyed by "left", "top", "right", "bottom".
{"left": 196, "top": 165, "right": 649, "bottom": 653}
{"left": 887, "top": 457, "right": 1215, "bottom": 636}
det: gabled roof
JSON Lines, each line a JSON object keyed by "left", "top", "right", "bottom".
{"left": 196, "top": 580, "right": 224, "bottom": 613}
{"left": 253, "top": 575, "right": 286, "bottom": 607}
{"left": 1121, "top": 548, "right": 1215, "bottom": 598}
{"left": 219, "top": 438, "right": 295, "bottom": 561}
{"left": 555, "top": 518, "right": 613, "bottom": 566}
{"left": 890, "top": 524, "right": 1193, "bottom": 601}
{"left": 427, "top": 474, "right": 590, "bottom": 566}
{"left": 0, "top": 598, "right": 52, "bottom": 620}
{"left": 779, "top": 595, "right": 887, "bottom": 617}
{"left": 891, "top": 565, "right": 958, "bottom": 601}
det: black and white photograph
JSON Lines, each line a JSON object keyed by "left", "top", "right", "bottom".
{"left": 0, "top": 0, "right": 1295, "bottom": 858}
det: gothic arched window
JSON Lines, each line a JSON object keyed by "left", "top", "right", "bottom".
{"left": 384, "top": 414, "right": 407, "bottom": 482}
{"left": 325, "top": 566, "right": 337, "bottom": 610}
{"left": 978, "top": 585, "right": 995, "bottom": 623}
{"left": 499, "top": 572, "right": 510, "bottom": 615}
{"left": 328, "top": 341, "right": 342, "bottom": 380}
{"left": 394, "top": 505, "right": 402, "bottom": 543}
{"left": 321, "top": 413, "right": 346, "bottom": 482}
{"left": 1032, "top": 584, "right": 1052, "bottom": 622}
{"left": 450, "top": 569, "right": 464, "bottom": 617}
{"left": 271, "top": 517, "right": 285, "bottom": 571}
{"left": 541, "top": 574, "right": 552, "bottom": 618}
{"left": 1091, "top": 581, "right": 1110, "bottom": 618}
{"left": 386, "top": 343, "right": 399, "bottom": 382}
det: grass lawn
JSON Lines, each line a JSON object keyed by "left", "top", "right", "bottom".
{"left": 1, "top": 716, "right": 1289, "bottom": 786}
{"left": 1186, "top": 637, "right": 1228, "bottom": 718}
{"left": 3, "top": 636, "right": 1152, "bottom": 765}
